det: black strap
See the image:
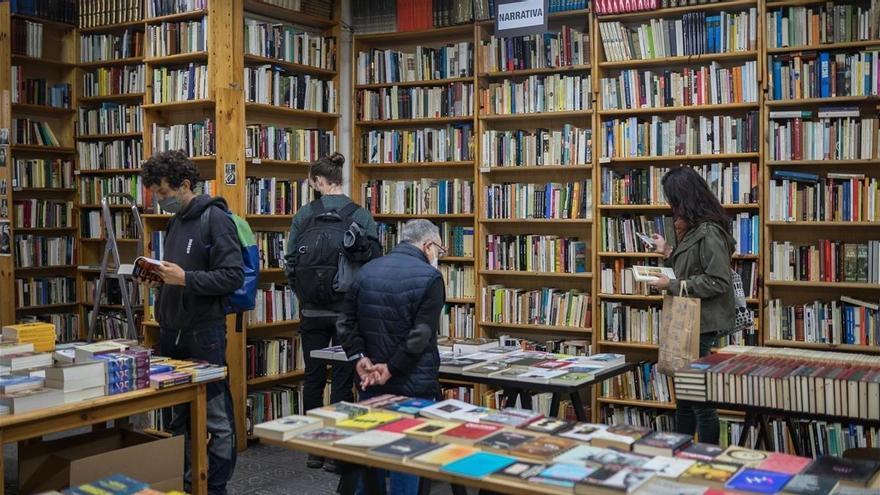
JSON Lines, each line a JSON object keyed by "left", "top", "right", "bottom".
{"left": 337, "top": 202, "right": 359, "bottom": 224}
{"left": 200, "top": 207, "right": 213, "bottom": 246}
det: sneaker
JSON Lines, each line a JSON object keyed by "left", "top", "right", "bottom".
{"left": 323, "top": 458, "right": 341, "bottom": 473}
{"left": 307, "top": 454, "right": 324, "bottom": 469}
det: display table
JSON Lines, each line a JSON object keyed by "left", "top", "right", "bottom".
{"left": 310, "top": 353, "right": 634, "bottom": 421}
{"left": 0, "top": 382, "right": 211, "bottom": 494}
{"left": 262, "top": 436, "right": 568, "bottom": 495}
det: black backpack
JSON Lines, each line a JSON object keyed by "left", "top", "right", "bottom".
{"left": 291, "top": 199, "right": 361, "bottom": 308}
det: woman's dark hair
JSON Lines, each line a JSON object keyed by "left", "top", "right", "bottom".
{"left": 309, "top": 152, "right": 344, "bottom": 185}
{"left": 661, "top": 166, "right": 730, "bottom": 232}
{"left": 141, "top": 150, "right": 201, "bottom": 189}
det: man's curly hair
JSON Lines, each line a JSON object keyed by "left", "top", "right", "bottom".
{"left": 142, "top": 150, "right": 201, "bottom": 189}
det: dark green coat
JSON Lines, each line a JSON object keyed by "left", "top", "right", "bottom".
{"left": 664, "top": 222, "right": 736, "bottom": 334}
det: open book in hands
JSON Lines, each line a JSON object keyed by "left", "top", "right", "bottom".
{"left": 131, "top": 256, "right": 163, "bottom": 283}
{"left": 632, "top": 266, "right": 676, "bottom": 283}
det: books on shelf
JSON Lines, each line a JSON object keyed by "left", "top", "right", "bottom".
{"left": 10, "top": 0, "right": 77, "bottom": 25}
{"left": 362, "top": 179, "right": 474, "bottom": 215}
{"left": 245, "top": 125, "right": 336, "bottom": 162}
{"left": 244, "top": 18, "right": 336, "bottom": 71}
{"left": 767, "top": 296, "right": 879, "bottom": 347}
{"left": 78, "top": 103, "right": 143, "bottom": 136}
{"left": 11, "top": 69, "right": 72, "bottom": 108}
{"left": 766, "top": 3, "right": 880, "bottom": 50}
{"left": 731, "top": 212, "right": 759, "bottom": 256}
{"left": 81, "top": 65, "right": 146, "bottom": 98}
{"left": 479, "top": 27, "right": 590, "bottom": 73}
{"left": 601, "top": 163, "right": 758, "bottom": 206}
{"left": 353, "top": 0, "right": 484, "bottom": 34}
{"left": 439, "top": 264, "right": 476, "bottom": 299}
{"left": 769, "top": 239, "right": 880, "bottom": 284}
{"left": 769, "top": 51, "right": 880, "bottom": 101}
{"left": 79, "top": 175, "right": 144, "bottom": 206}
{"left": 481, "top": 74, "right": 591, "bottom": 115}
{"left": 481, "top": 285, "right": 591, "bottom": 329}
{"left": 246, "top": 177, "right": 313, "bottom": 216}
{"left": 81, "top": 209, "right": 138, "bottom": 239}
{"left": 767, "top": 113, "right": 879, "bottom": 161}
{"left": 151, "top": 119, "right": 215, "bottom": 156}
{"left": 594, "top": 0, "right": 656, "bottom": 15}
{"left": 11, "top": 19, "right": 43, "bottom": 58}
{"left": 15, "top": 277, "right": 75, "bottom": 308}
{"left": 598, "top": 9, "right": 758, "bottom": 63}
{"left": 151, "top": 63, "right": 209, "bottom": 103}
{"left": 600, "top": 214, "right": 675, "bottom": 254}
{"left": 356, "top": 43, "right": 474, "bottom": 85}
{"left": 769, "top": 172, "right": 880, "bottom": 222}
{"left": 602, "top": 301, "right": 661, "bottom": 345}
{"left": 79, "top": 0, "right": 143, "bottom": 28}
{"left": 244, "top": 66, "right": 336, "bottom": 113}
{"left": 146, "top": 0, "right": 207, "bottom": 18}
{"left": 13, "top": 199, "right": 73, "bottom": 229}
{"left": 12, "top": 158, "right": 74, "bottom": 190}
{"left": 246, "top": 336, "right": 301, "bottom": 380}
{"left": 484, "top": 234, "right": 588, "bottom": 274}
{"left": 481, "top": 125, "right": 591, "bottom": 168}
{"left": 601, "top": 113, "right": 760, "bottom": 159}
{"left": 360, "top": 125, "right": 473, "bottom": 164}
{"left": 484, "top": 181, "right": 592, "bottom": 220}
{"left": 146, "top": 19, "right": 207, "bottom": 57}
{"left": 254, "top": 232, "right": 286, "bottom": 269}
{"left": 377, "top": 221, "right": 473, "bottom": 256}
{"left": 11, "top": 119, "right": 61, "bottom": 147}
{"left": 440, "top": 303, "right": 475, "bottom": 339}
{"left": 602, "top": 361, "right": 675, "bottom": 404}
{"left": 357, "top": 83, "right": 474, "bottom": 120}
{"left": 600, "top": 259, "right": 655, "bottom": 296}
{"left": 248, "top": 283, "right": 299, "bottom": 325}
{"left": 80, "top": 29, "right": 144, "bottom": 63}
{"left": 13, "top": 235, "right": 75, "bottom": 269}
{"left": 247, "top": 384, "right": 302, "bottom": 435}
{"left": 77, "top": 138, "right": 144, "bottom": 171}
{"left": 601, "top": 62, "right": 758, "bottom": 110}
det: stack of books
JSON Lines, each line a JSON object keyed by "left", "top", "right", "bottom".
{"left": 44, "top": 361, "right": 106, "bottom": 404}
{"left": 3, "top": 322, "right": 56, "bottom": 352}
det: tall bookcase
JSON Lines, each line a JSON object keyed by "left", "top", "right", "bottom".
{"left": 351, "top": 25, "right": 480, "bottom": 356}
{"left": 593, "top": 1, "right": 764, "bottom": 429}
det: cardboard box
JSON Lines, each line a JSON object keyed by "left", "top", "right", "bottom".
{"left": 18, "top": 428, "right": 183, "bottom": 493}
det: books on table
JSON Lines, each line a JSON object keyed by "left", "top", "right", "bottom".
{"left": 641, "top": 456, "right": 697, "bottom": 479}
{"left": 479, "top": 407, "right": 543, "bottom": 428}
{"left": 440, "top": 452, "right": 517, "bottom": 478}
{"left": 678, "top": 460, "right": 742, "bottom": 489}
{"left": 0, "top": 387, "right": 63, "bottom": 413}
{"left": 590, "top": 424, "right": 652, "bottom": 451}
{"left": 576, "top": 465, "right": 655, "bottom": 494}
{"left": 334, "top": 430, "right": 405, "bottom": 448}
{"left": 780, "top": 474, "right": 839, "bottom": 495}
{"left": 474, "top": 430, "right": 538, "bottom": 454}
{"left": 509, "top": 435, "right": 577, "bottom": 462}
{"left": 254, "top": 415, "right": 323, "bottom": 442}
{"left": 296, "top": 427, "right": 355, "bottom": 444}
{"left": 530, "top": 463, "right": 595, "bottom": 489}
{"left": 633, "top": 431, "right": 693, "bottom": 457}
{"left": 307, "top": 402, "right": 369, "bottom": 425}
{"left": 491, "top": 460, "right": 546, "bottom": 481}
{"left": 558, "top": 423, "right": 608, "bottom": 443}
{"left": 336, "top": 412, "right": 401, "bottom": 430}
{"left": 436, "top": 422, "right": 503, "bottom": 445}
{"left": 725, "top": 468, "right": 792, "bottom": 494}
{"left": 716, "top": 445, "right": 771, "bottom": 466}
{"left": 411, "top": 443, "right": 477, "bottom": 467}
{"left": 367, "top": 437, "right": 439, "bottom": 460}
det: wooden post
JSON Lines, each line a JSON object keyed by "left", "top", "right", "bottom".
{"left": 0, "top": 2, "right": 13, "bottom": 327}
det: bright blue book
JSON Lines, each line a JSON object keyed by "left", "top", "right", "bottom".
{"left": 384, "top": 398, "right": 435, "bottom": 415}
{"left": 534, "top": 463, "right": 594, "bottom": 483}
{"left": 772, "top": 170, "right": 820, "bottom": 183}
{"left": 441, "top": 452, "right": 517, "bottom": 478}
{"left": 726, "top": 468, "right": 792, "bottom": 494}
{"left": 819, "top": 52, "right": 831, "bottom": 98}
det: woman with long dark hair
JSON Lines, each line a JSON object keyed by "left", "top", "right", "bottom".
{"left": 646, "top": 166, "right": 736, "bottom": 444}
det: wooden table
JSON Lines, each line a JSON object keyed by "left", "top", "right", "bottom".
{"left": 0, "top": 382, "right": 210, "bottom": 494}
{"left": 263, "top": 436, "right": 570, "bottom": 495}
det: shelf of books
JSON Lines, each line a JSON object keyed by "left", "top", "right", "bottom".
{"left": 475, "top": 7, "right": 595, "bottom": 420}
{"left": 351, "top": 10, "right": 479, "bottom": 396}
{"left": 76, "top": 0, "right": 146, "bottom": 343}
{"left": 762, "top": 0, "right": 880, "bottom": 355}
{"left": 593, "top": 0, "right": 763, "bottom": 433}
{"left": 240, "top": 0, "right": 340, "bottom": 439}
{"left": 4, "top": 2, "right": 81, "bottom": 343}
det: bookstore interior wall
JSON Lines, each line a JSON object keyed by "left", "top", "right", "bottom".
{"left": 1, "top": 0, "right": 880, "bottom": 454}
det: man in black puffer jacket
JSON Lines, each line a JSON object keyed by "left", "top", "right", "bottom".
{"left": 337, "top": 218, "right": 445, "bottom": 494}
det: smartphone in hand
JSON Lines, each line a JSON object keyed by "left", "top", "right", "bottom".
{"left": 635, "top": 232, "right": 656, "bottom": 247}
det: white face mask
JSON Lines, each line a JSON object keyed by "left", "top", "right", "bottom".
{"left": 430, "top": 256, "right": 439, "bottom": 269}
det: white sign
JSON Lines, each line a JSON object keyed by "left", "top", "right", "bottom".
{"left": 495, "top": 0, "right": 548, "bottom": 37}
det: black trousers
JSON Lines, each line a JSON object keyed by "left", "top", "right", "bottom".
{"left": 299, "top": 316, "right": 355, "bottom": 413}
{"left": 676, "top": 333, "right": 720, "bottom": 444}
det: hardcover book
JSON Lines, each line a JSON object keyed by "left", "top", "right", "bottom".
{"left": 677, "top": 443, "right": 724, "bottom": 461}
{"left": 725, "top": 468, "right": 792, "bottom": 494}
{"left": 633, "top": 431, "right": 693, "bottom": 457}
{"left": 590, "top": 424, "right": 652, "bottom": 451}
{"left": 558, "top": 422, "right": 608, "bottom": 442}
{"left": 440, "top": 452, "right": 517, "bottom": 478}
{"left": 336, "top": 412, "right": 401, "bottom": 430}
{"left": 368, "top": 437, "right": 440, "bottom": 460}
{"left": 781, "top": 474, "right": 839, "bottom": 495}
{"left": 803, "top": 456, "right": 880, "bottom": 487}
{"left": 492, "top": 460, "right": 545, "bottom": 481}
{"left": 679, "top": 461, "right": 743, "bottom": 489}
{"left": 437, "top": 422, "right": 503, "bottom": 445}
{"left": 509, "top": 435, "right": 577, "bottom": 462}
{"left": 758, "top": 453, "right": 812, "bottom": 475}
{"left": 411, "top": 443, "right": 478, "bottom": 467}
{"left": 524, "top": 417, "right": 575, "bottom": 435}
{"left": 307, "top": 401, "right": 369, "bottom": 425}
{"left": 253, "top": 415, "right": 323, "bottom": 442}
{"left": 716, "top": 446, "right": 771, "bottom": 466}
{"left": 575, "top": 465, "right": 655, "bottom": 494}
{"left": 474, "top": 430, "right": 537, "bottom": 453}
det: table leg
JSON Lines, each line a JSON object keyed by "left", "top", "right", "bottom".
{"left": 519, "top": 391, "right": 532, "bottom": 409}
{"left": 190, "top": 384, "right": 208, "bottom": 495}
{"left": 0, "top": 433, "right": 5, "bottom": 495}
{"left": 738, "top": 412, "right": 756, "bottom": 448}
{"left": 785, "top": 418, "right": 803, "bottom": 456}
{"left": 549, "top": 393, "right": 561, "bottom": 418}
{"left": 570, "top": 393, "right": 587, "bottom": 422}
{"left": 451, "top": 483, "right": 468, "bottom": 495}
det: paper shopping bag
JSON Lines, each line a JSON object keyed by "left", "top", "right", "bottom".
{"left": 658, "top": 283, "right": 701, "bottom": 375}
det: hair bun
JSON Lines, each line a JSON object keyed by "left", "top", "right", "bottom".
{"left": 329, "top": 152, "right": 345, "bottom": 168}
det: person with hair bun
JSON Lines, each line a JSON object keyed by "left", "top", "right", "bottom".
{"left": 284, "top": 152, "right": 381, "bottom": 472}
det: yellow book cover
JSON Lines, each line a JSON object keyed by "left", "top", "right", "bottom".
{"left": 337, "top": 412, "right": 401, "bottom": 430}
{"left": 411, "top": 443, "right": 477, "bottom": 467}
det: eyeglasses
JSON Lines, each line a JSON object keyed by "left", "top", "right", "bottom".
{"left": 429, "top": 241, "right": 447, "bottom": 258}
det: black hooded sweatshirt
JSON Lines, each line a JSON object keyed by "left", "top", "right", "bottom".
{"left": 155, "top": 195, "right": 244, "bottom": 331}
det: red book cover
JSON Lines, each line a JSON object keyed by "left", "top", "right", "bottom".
{"left": 379, "top": 417, "right": 425, "bottom": 433}
{"left": 441, "top": 422, "right": 502, "bottom": 441}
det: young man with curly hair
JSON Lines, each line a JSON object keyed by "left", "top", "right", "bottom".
{"left": 139, "top": 150, "right": 243, "bottom": 495}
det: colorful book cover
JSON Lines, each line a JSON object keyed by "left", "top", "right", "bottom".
{"left": 803, "top": 456, "right": 880, "bottom": 485}
{"left": 716, "top": 446, "right": 771, "bottom": 466}
{"left": 578, "top": 465, "right": 655, "bottom": 493}
{"left": 780, "top": 474, "right": 839, "bottom": 495}
{"left": 383, "top": 398, "right": 435, "bottom": 415}
{"left": 296, "top": 427, "right": 355, "bottom": 443}
{"left": 336, "top": 412, "right": 401, "bottom": 430}
{"left": 403, "top": 420, "right": 458, "bottom": 439}
{"left": 440, "top": 452, "right": 517, "bottom": 478}
{"left": 633, "top": 431, "right": 693, "bottom": 456}
{"left": 532, "top": 463, "right": 595, "bottom": 484}
{"left": 677, "top": 443, "right": 724, "bottom": 461}
{"left": 412, "top": 444, "right": 478, "bottom": 466}
{"left": 680, "top": 461, "right": 742, "bottom": 486}
{"left": 757, "top": 453, "right": 812, "bottom": 475}
{"left": 367, "top": 437, "right": 439, "bottom": 459}
{"left": 377, "top": 418, "right": 425, "bottom": 433}
{"left": 642, "top": 456, "right": 696, "bottom": 478}
{"left": 475, "top": 430, "right": 536, "bottom": 452}
{"left": 725, "top": 468, "right": 792, "bottom": 494}
{"left": 491, "top": 460, "right": 546, "bottom": 481}
{"left": 439, "top": 422, "right": 502, "bottom": 443}
{"left": 558, "top": 422, "right": 608, "bottom": 442}
{"left": 525, "top": 417, "right": 574, "bottom": 435}
{"left": 554, "top": 445, "right": 649, "bottom": 468}
{"left": 510, "top": 435, "right": 577, "bottom": 461}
